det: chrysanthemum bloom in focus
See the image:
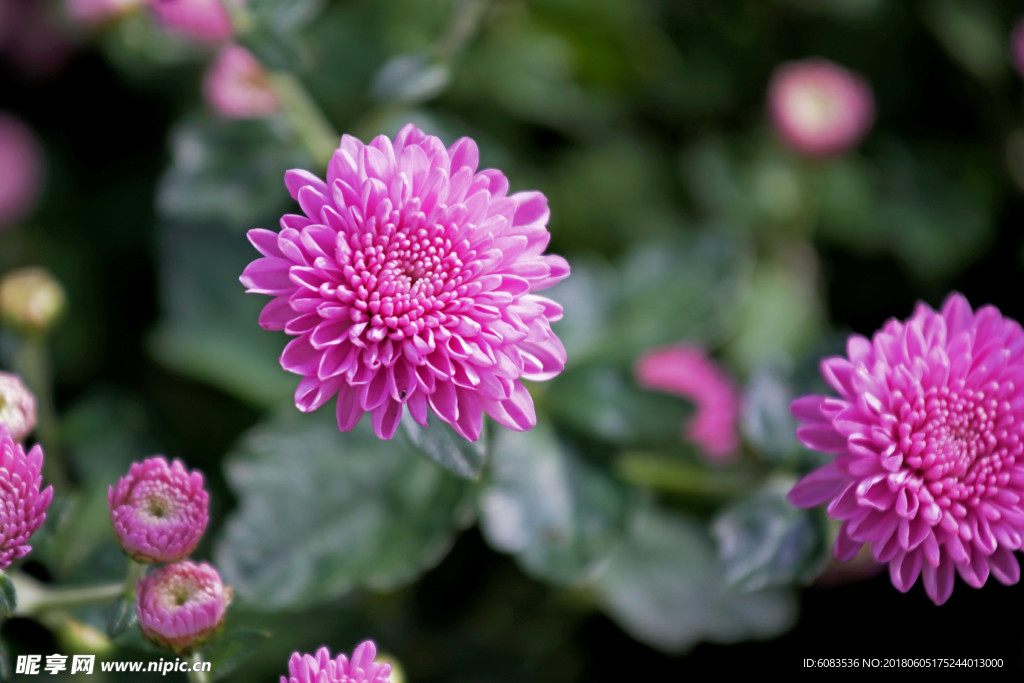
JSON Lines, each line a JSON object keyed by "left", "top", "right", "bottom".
{"left": 0, "top": 424, "right": 52, "bottom": 570}
{"left": 67, "top": 0, "right": 143, "bottom": 25}
{"left": 149, "top": 0, "right": 236, "bottom": 43}
{"left": 282, "top": 642, "right": 391, "bottom": 683}
{"left": 789, "top": 294, "right": 1024, "bottom": 604}
{"left": 109, "top": 456, "right": 209, "bottom": 563}
{"left": 634, "top": 344, "right": 740, "bottom": 460}
{"left": 767, "top": 58, "right": 874, "bottom": 157}
{"left": 136, "top": 560, "right": 230, "bottom": 653}
{"left": 203, "top": 46, "right": 279, "bottom": 119}
{"left": 240, "top": 124, "right": 570, "bottom": 441}
{"left": 0, "top": 372, "right": 36, "bottom": 441}
{"left": 0, "top": 114, "right": 43, "bottom": 230}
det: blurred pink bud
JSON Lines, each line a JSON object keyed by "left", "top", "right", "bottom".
{"left": 634, "top": 344, "right": 740, "bottom": 461}
{"left": 1012, "top": 18, "right": 1024, "bottom": 78}
{"left": 149, "top": 0, "right": 239, "bottom": 43}
{"left": 0, "top": 114, "right": 43, "bottom": 230}
{"left": 767, "top": 58, "right": 874, "bottom": 157}
{"left": 0, "top": 372, "right": 36, "bottom": 442}
{"left": 203, "top": 46, "right": 279, "bottom": 119}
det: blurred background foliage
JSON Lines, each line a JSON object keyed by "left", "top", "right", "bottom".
{"left": 5, "top": 0, "right": 1024, "bottom": 678}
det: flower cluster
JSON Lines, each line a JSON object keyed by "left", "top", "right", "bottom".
{"left": 109, "top": 456, "right": 209, "bottom": 563}
{"left": 241, "top": 124, "right": 570, "bottom": 441}
{"left": 789, "top": 294, "right": 1024, "bottom": 604}
{"left": 0, "top": 424, "right": 52, "bottom": 570}
{"left": 135, "top": 560, "right": 231, "bottom": 654}
{"left": 767, "top": 58, "right": 874, "bottom": 157}
{"left": 282, "top": 642, "right": 391, "bottom": 683}
{"left": 634, "top": 344, "right": 740, "bottom": 460}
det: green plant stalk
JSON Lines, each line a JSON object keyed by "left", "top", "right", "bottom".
{"left": 187, "top": 651, "right": 211, "bottom": 683}
{"left": 11, "top": 572, "right": 123, "bottom": 617}
{"left": 616, "top": 451, "right": 758, "bottom": 499}
{"left": 15, "top": 335, "right": 67, "bottom": 491}
{"left": 269, "top": 71, "right": 339, "bottom": 166}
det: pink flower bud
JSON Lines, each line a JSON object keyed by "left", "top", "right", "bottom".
{"left": 136, "top": 561, "right": 231, "bottom": 654}
{"left": 203, "top": 46, "right": 279, "bottom": 119}
{"left": 0, "top": 114, "right": 43, "bottom": 230}
{"left": 0, "top": 372, "right": 36, "bottom": 442}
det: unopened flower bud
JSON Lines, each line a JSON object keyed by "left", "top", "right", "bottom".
{"left": 136, "top": 561, "right": 231, "bottom": 654}
{"left": 0, "top": 372, "right": 36, "bottom": 441}
{"left": 0, "top": 267, "right": 66, "bottom": 336}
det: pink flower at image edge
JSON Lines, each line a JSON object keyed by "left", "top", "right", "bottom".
{"left": 0, "top": 424, "right": 53, "bottom": 570}
{"left": 0, "top": 114, "right": 43, "bottom": 230}
{"left": 789, "top": 293, "right": 1024, "bottom": 604}
{"left": 282, "top": 642, "right": 391, "bottom": 683}
{"left": 241, "top": 124, "right": 570, "bottom": 441}
{"left": 634, "top": 345, "right": 740, "bottom": 460}
{"left": 149, "top": 0, "right": 236, "bottom": 43}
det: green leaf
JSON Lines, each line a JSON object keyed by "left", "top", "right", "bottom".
{"left": 106, "top": 594, "right": 138, "bottom": 638}
{"left": 712, "top": 484, "right": 830, "bottom": 592}
{"left": 924, "top": 0, "right": 1005, "bottom": 82}
{"left": 149, "top": 221, "right": 295, "bottom": 407}
{"left": 238, "top": 25, "right": 310, "bottom": 72}
{"left": 591, "top": 504, "right": 796, "bottom": 653}
{"left": 0, "top": 572, "right": 15, "bottom": 617}
{"left": 372, "top": 54, "right": 451, "bottom": 104}
{"left": 478, "top": 425, "right": 628, "bottom": 584}
{"left": 204, "top": 629, "right": 271, "bottom": 681}
{"left": 740, "top": 363, "right": 802, "bottom": 464}
{"left": 215, "top": 410, "right": 472, "bottom": 610}
{"left": 546, "top": 366, "right": 693, "bottom": 446}
{"left": 157, "top": 115, "right": 305, "bottom": 231}
{"left": 401, "top": 413, "right": 486, "bottom": 480}
{"left": 244, "top": 0, "right": 325, "bottom": 33}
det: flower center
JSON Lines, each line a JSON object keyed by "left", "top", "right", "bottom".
{"left": 132, "top": 481, "right": 184, "bottom": 523}
{"left": 897, "top": 382, "right": 1023, "bottom": 502}
{"left": 335, "top": 216, "right": 472, "bottom": 344}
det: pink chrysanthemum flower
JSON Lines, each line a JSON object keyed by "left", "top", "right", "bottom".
{"left": 789, "top": 293, "right": 1024, "bottom": 604}
{"left": 634, "top": 344, "right": 740, "bottom": 460}
{"left": 0, "top": 424, "right": 52, "bottom": 570}
{"left": 203, "top": 46, "right": 279, "bottom": 119}
{"left": 0, "top": 372, "right": 36, "bottom": 442}
{"left": 149, "top": 0, "right": 236, "bottom": 43}
{"left": 240, "top": 124, "right": 570, "bottom": 441}
{"left": 767, "top": 58, "right": 874, "bottom": 157}
{"left": 282, "top": 642, "right": 391, "bottom": 683}
{"left": 109, "top": 456, "right": 209, "bottom": 563}
{"left": 0, "top": 113, "right": 43, "bottom": 230}
{"left": 136, "top": 560, "right": 231, "bottom": 653}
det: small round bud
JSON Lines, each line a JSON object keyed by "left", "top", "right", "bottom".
{"left": 0, "top": 267, "right": 66, "bottom": 336}
{"left": 136, "top": 561, "right": 231, "bottom": 654}
{"left": 109, "top": 456, "right": 210, "bottom": 564}
{"left": 0, "top": 372, "right": 36, "bottom": 441}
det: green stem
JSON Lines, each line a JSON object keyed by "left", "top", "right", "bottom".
{"left": 432, "top": 0, "right": 490, "bottom": 62}
{"left": 15, "top": 335, "right": 66, "bottom": 491}
{"left": 616, "top": 451, "right": 757, "bottom": 499}
{"left": 11, "top": 572, "right": 123, "bottom": 616}
{"left": 268, "top": 71, "right": 339, "bottom": 167}
{"left": 122, "top": 560, "right": 148, "bottom": 598}
{"left": 187, "top": 651, "right": 210, "bottom": 683}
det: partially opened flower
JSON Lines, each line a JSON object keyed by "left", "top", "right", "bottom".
{"left": 0, "top": 424, "right": 52, "bottom": 569}
{"left": 0, "top": 372, "right": 36, "bottom": 441}
{"left": 240, "top": 124, "right": 570, "bottom": 441}
{"left": 634, "top": 344, "right": 740, "bottom": 460}
{"left": 203, "top": 46, "right": 279, "bottom": 119}
{"left": 282, "top": 642, "right": 391, "bottom": 683}
{"left": 136, "top": 560, "right": 230, "bottom": 653}
{"left": 0, "top": 113, "right": 43, "bottom": 230}
{"left": 789, "top": 294, "right": 1024, "bottom": 604}
{"left": 767, "top": 58, "right": 874, "bottom": 157}
{"left": 109, "top": 456, "right": 209, "bottom": 563}
{"left": 149, "top": 0, "right": 236, "bottom": 43}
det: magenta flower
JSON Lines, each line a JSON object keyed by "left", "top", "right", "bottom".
{"left": 203, "top": 46, "right": 279, "bottom": 119}
{"left": 1012, "top": 18, "right": 1024, "bottom": 78}
{"left": 136, "top": 560, "right": 231, "bottom": 653}
{"left": 789, "top": 294, "right": 1024, "bottom": 604}
{"left": 0, "top": 424, "right": 52, "bottom": 570}
{"left": 0, "top": 114, "right": 43, "bottom": 230}
{"left": 109, "top": 456, "right": 209, "bottom": 563}
{"left": 149, "top": 0, "right": 236, "bottom": 43}
{"left": 282, "top": 642, "right": 391, "bottom": 683}
{"left": 634, "top": 344, "right": 740, "bottom": 460}
{"left": 0, "top": 372, "right": 36, "bottom": 442}
{"left": 767, "top": 58, "right": 874, "bottom": 157}
{"left": 240, "top": 124, "right": 570, "bottom": 441}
